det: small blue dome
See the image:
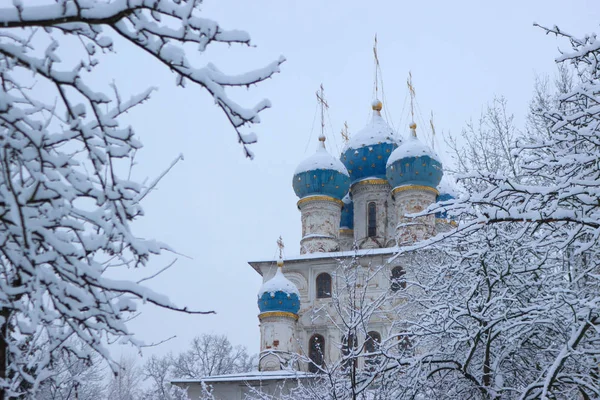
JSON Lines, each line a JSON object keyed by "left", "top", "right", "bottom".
{"left": 293, "top": 137, "right": 350, "bottom": 200}
{"left": 340, "top": 195, "right": 353, "bottom": 230}
{"left": 258, "top": 267, "right": 300, "bottom": 315}
{"left": 386, "top": 128, "right": 443, "bottom": 190}
{"left": 341, "top": 102, "right": 399, "bottom": 183}
{"left": 436, "top": 176, "right": 458, "bottom": 219}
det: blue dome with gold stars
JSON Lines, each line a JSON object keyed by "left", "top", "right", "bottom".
{"left": 293, "top": 136, "right": 350, "bottom": 200}
{"left": 341, "top": 100, "right": 399, "bottom": 183}
{"left": 386, "top": 124, "right": 443, "bottom": 190}
{"left": 340, "top": 195, "right": 353, "bottom": 230}
{"left": 436, "top": 175, "right": 457, "bottom": 219}
{"left": 258, "top": 262, "right": 300, "bottom": 315}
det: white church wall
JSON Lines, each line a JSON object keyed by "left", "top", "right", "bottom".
{"left": 350, "top": 180, "right": 393, "bottom": 249}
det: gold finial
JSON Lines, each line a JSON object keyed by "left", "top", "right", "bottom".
{"left": 372, "top": 100, "right": 383, "bottom": 112}
{"left": 318, "top": 135, "right": 326, "bottom": 142}
{"left": 409, "top": 122, "right": 417, "bottom": 130}
{"left": 340, "top": 121, "right": 349, "bottom": 143}
{"left": 276, "top": 236, "right": 285, "bottom": 267}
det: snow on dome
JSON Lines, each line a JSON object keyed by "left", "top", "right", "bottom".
{"left": 341, "top": 102, "right": 399, "bottom": 182}
{"left": 344, "top": 109, "right": 397, "bottom": 151}
{"left": 294, "top": 144, "right": 349, "bottom": 176}
{"left": 293, "top": 138, "right": 350, "bottom": 200}
{"left": 386, "top": 128, "right": 443, "bottom": 189}
{"left": 386, "top": 133, "right": 440, "bottom": 168}
{"left": 258, "top": 267, "right": 300, "bottom": 298}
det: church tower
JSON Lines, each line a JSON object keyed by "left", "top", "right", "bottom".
{"left": 292, "top": 86, "right": 350, "bottom": 254}
{"left": 386, "top": 122, "right": 443, "bottom": 244}
{"left": 257, "top": 240, "right": 301, "bottom": 371}
{"left": 340, "top": 100, "right": 400, "bottom": 248}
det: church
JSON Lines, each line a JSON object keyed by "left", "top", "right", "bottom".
{"left": 173, "top": 89, "right": 456, "bottom": 399}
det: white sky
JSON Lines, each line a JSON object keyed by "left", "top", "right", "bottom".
{"left": 5, "top": 0, "right": 600, "bottom": 362}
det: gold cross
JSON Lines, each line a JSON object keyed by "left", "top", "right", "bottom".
{"left": 430, "top": 111, "right": 436, "bottom": 149}
{"left": 316, "top": 84, "right": 329, "bottom": 138}
{"left": 340, "top": 121, "right": 349, "bottom": 143}
{"left": 407, "top": 72, "right": 416, "bottom": 123}
{"left": 277, "top": 236, "right": 285, "bottom": 260}
{"left": 373, "top": 34, "right": 380, "bottom": 96}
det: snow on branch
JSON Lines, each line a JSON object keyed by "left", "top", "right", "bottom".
{"left": 0, "top": 0, "right": 284, "bottom": 158}
{"left": 0, "top": 0, "right": 279, "bottom": 396}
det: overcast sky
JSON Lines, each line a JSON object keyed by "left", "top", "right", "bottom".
{"left": 13, "top": 0, "right": 598, "bottom": 361}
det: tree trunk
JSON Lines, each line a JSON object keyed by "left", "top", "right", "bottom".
{"left": 0, "top": 307, "right": 9, "bottom": 400}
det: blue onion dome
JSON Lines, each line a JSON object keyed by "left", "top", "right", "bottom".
{"left": 340, "top": 194, "right": 354, "bottom": 230}
{"left": 436, "top": 175, "right": 458, "bottom": 219}
{"left": 293, "top": 135, "right": 350, "bottom": 200}
{"left": 386, "top": 123, "right": 443, "bottom": 190}
{"left": 341, "top": 100, "right": 400, "bottom": 182}
{"left": 257, "top": 261, "right": 300, "bottom": 315}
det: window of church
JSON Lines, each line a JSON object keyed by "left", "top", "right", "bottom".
{"left": 398, "top": 334, "right": 412, "bottom": 353}
{"left": 367, "top": 202, "right": 377, "bottom": 237}
{"left": 316, "top": 273, "right": 332, "bottom": 298}
{"left": 309, "top": 334, "right": 325, "bottom": 373}
{"left": 365, "top": 331, "right": 381, "bottom": 368}
{"left": 391, "top": 266, "right": 406, "bottom": 291}
{"left": 365, "top": 331, "right": 381, "bottom": 354}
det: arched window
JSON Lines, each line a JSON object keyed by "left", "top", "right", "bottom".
{"left": 398, "top": 334, "right": 412, "bottom": 354}
{"left": 367, "top": 202, "right": 377, "bottom": 237}
{"left": 398, "top": 334, "right": 411, "bottom": 350}
{"left": 365, "top": 331, "right": 381, "bottom": 355}
{"left": 391, "top": 266, "right": 406, "bottom": 291}
{"left": 309, "top": 334, "right": 325, "bottom": 373}
{"left": 365, "top": 331, "right": 381, "bottom": 368}
{"left": 316, "top": 273, "right": 332, "bottom": 298}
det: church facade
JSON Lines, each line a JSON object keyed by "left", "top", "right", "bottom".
{"left": 173, "top": 99, "right": 455, "bottom": 399}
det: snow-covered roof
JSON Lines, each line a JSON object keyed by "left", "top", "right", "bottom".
{"left": 387, "top": 132, "right": 440, "bottom": 167}
{"left": 258, "top": 266, "right": 300, "bottom": 297}
{"left": 344, "top": 110, "right": 397, "bottom": 151}
{"left": 172, "top": 370, "right": 315, "bottom": 383}
{"left": 294, "top": 143, "right": 348, "bottom": 176}
{"left": 251, "top": 247, "right": 397, "bottom": 266}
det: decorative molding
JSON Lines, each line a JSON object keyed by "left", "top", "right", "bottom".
{"left": 259, "top": 311, "right": 299, "bottom": 321}
{"left": 297, "top": 195, "right": 343, "bottom": 208}
{"left": 285, "top": 272, "right": 308, "bottom": 294}
{"left": 339, "top": 228, "right": 353, "bottom": 235}
{"left": 351, "top": 178, "right": 389, "bottom": 188}
{"left": 392, "top": 185, "right": 439, "bottom": 196}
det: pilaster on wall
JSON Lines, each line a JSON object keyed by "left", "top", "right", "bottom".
{"left": 392, "top": 186, "right": 438, "bottom": 245}
{"left": 350, "top": 179, "right": 393, "bottom": 249}
{"left": 297, "top": 196, "right": 343, "bottom": 254}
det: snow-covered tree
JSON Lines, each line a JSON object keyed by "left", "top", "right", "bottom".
{"left": 171, "top": 333, "right": 256, "bottom": 379}
{"left": 401, "top": 25, "right": 600, "bottom": 399}
{"left": 106, "top": 355, "right": 142, "bottom": 400}
{"left": 446, "top": 96, "right": 520, "bottom": 183}
{"left": 36, "top": 341, "right": 106, "bottom": 400}
{"left": 141, "top": 354, "right": 188, "bottom": 400}
{"left": 0, "top": 0, "right": 282, "bottom": 397}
